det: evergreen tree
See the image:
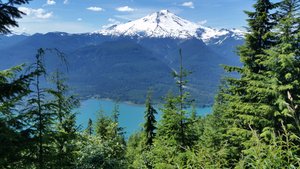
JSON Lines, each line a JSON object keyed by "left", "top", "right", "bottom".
{"left": 170, "top": 49, "right": 194, "bottom": 149}
{"left": 263, "top": 0, "right": 300, "bottom": 135}
{"left": 0, "top": 1, "right": 37, "bottom": 166}
{"left": 112, "top": 103, "right": 120, "bottom": 123}
{"left": 152, "top": 50, "right": 196, "bottom": 168}
{"left": 0, "top": 0, "right": 30, "bottom": 34}
{"left": 143, "top": 90, "right": 157, "bottom": 147}
{"left": 0, "top": 65, "right": 39, "bottom": 168}
{"left": 125, "top": 132, "right": 145, "bottom": 169}
{"left": 85, "top": 118, "right": 93, "bottom": 135}
{"left": 213, "top": 0, "right": 279, "bottom": 165}
{"left": 111, "top": 103, "right": 124, "bottom": 137}
{"left": 95, "top": 110, "right": 114, "bottom": 140}
{"left": 240, "top": 0, "right": 277, "bottom": 72}
{"left": 152, "top": 92, "right": 181, "bottom": 168}
{"left": 22, "top": 48, "right": 57, "bottom": 169}
{"left": 23, "top": 48, "right": 68, "bottom": 168}
{"left": 48, "top": 71, "right": 79, "bottom": 168}
{"left": 78, "top": 109, "right": 127, "bottom": 169}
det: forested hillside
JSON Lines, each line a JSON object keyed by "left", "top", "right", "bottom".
{"left": 0, "top": 10, "right": 243, "bottom": 106}
{"left": 1, "top": 0, "right": 300, "bottom": 168}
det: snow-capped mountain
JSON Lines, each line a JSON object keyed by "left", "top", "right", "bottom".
{"left": 98, "top": 10, "right": 244, "bottom": 44}
{"left": 0, "top": 10, "right": 245, "bottom": 105}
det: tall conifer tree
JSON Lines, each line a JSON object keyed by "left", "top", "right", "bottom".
{"left": 212, "top": 0, "right": 278, "bottom": 165}
{"left": 152, "top": 50, "right": 196, "bottom": 168}
{"left": 24, "top": 49, "right": 56, "bottom": 169}
{"left": 263, "top": 0, "right": 300, "bottom": 135}
{"left": 0, "top": 65, "right": 38, "bottom": 168}
{"left": 86, "top": 118, "right": 93, "bottom": 135}
{"left": 49, "top": 72, "right": 79, "bottom": 168}
{"left": 143, "top": 91, "right": 157, "bottom": 147}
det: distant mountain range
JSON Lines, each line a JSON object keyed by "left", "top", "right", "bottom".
{"left": 0, "top": 10, "right": 244, "bottom": 105}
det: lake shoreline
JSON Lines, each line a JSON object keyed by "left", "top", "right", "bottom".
{"left": 78, "top": 95, "right": 213, "bottom": 108}
{"left": 75, "top": 98, "right": 213, "bottom": 137}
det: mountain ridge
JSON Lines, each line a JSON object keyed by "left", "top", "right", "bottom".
{"left": 97, "top": 9, "right": 244, "bottom": 44}
{"left": 0, "top": 10, "right": 245, "bottom": 105}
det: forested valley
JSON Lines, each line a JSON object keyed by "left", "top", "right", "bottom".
{"left": 1, "top": 0, "right": 300, "bottom": 168}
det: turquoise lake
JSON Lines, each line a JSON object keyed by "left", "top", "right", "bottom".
{"left": 75, "top": 99, "right": 212, "bottom": 138}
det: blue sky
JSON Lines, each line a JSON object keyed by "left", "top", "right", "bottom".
{"left": 14, "top": 0, "right": 257, "bottom": 34}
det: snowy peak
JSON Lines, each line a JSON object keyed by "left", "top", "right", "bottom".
{"left": 98, "top": 10, "right": 244, "bottom": 42}
{"left": 99, "top": 9, "right": 199, "bottom": 39}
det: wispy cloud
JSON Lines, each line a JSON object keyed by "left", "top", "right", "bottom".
{"left": 77, "top": 18, "right": 82, "bottom": 21}
{"left": 197, "top": 20, "right": 207, "bottom": 25}
{"left": 46, "top": 0, "right": 56, "bottom": 5}
{"left": 114, "top": 8, "right": 161, "bottom": 21}
{"left": 102, "top": 18, "right": 121, "bottom": 29}
{"left": 87, "top": 7, "right": 104, "bottom": 12}
{"left": 15, "top": 21, "right": 99, "bottom": 34}
{"left": 116, "top": 6, "right": 135, "bottom": 12}
{"left": 114, "top": 7, "right": 179, "bottom": 22}
{"left": 18, "top": 7, "right": 53, "bottom": 19}
{"left": 63, "top": 0, "right": 68, "bottom": 4}
{"left": 108, "top": 18, "right": 119, "bottom": 23}
{"left": 181, "top": 2, "right": 194, "bottom": 9}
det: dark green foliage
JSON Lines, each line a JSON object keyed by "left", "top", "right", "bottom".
{"left": 200, "top": 0, "right": 300, "bottom": 168}
{"left": 0, "top": 0, "right": 30, "bottom": 34}
{"left": 212, "top": 0, "right": 280, "bottom": 165}
{"left": 0, "top": 65, "right": 39, "bottom": 168}
{"left": 22, "top": 49, "right": 56, "bottom": 169}
{"left": 112, "top": 103, "right": 120, "bottom": 123}
{"left": 2, "top": 0, "right": 300, "bottom": 168}
{"left": 263, "top": 0, "right": 300, "bottom": 135}
{"left": 0, "top": 3, "right": 36, "bottom": 167}
{"left": 77, "top": 134, "right": 127, "bottom": 169}
{"left": 237, "top": 126, "right": 300, "bottom": 168}
{"left": 0, "top": 34, "right": 235, "bottom": 106}
{"left": 14, "top": 48, "right": 72, "bottom": 168}
{"left": 241, "top": 0, "right": 277, "bottom": 72}
{"left": 0, "top": 48, "right": 70, "bottom": 168}
{"left": 151, "top": 50, "right": 199, "bottom": 168}
{"left": 95, "top": 110, "right": 114, "bottom": 140}
{"left": 0, "top": 65, "right": 37, "bottom": 102}
{"left": 48, "top": 72, "right": 79, "bottom": 169}
{"left": 155, "top": 92, "right": 185, "bottom": 147}
{"left": 85, "top": 118, "right": 93, "bottom": 135}
{"left": 143, "top": 91, "right": 157, "bottom": 147}
{"left": 125, "top": 92, "right": 158, "bottom": 169}
{"left": 111, "top": 103, "right": 125, "bottom": 137}
{"left": 126, "top": 132, "right": 145, "bottom": 169}
{"left": 77, "top": 109, "right": 126, "bottom": 169}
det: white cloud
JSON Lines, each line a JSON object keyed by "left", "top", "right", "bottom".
{"left": 15, "top": 21, "right": 99, "bottom": 34}
{"left": 116, "top": 6, "right": 135, "bottom": 12}
{"left": 181, "top": 2, "right": 194, "bottom": 9}
{"left": 102, "top": 18, "right": 121, "bottom": 29}
{"left": 77, "top": 18, "right": 82, "bottom": 21}
{"left": 63, "top": 0, "right": 68, "bottom": 4}
{"left": 47, "top": 0, "right": 56, "bottom": 5}
{"left": 18, "top": 7, "right": 53, "bottom": 19}
{"left": 87, "top": 7, "right": 104, "bottom": 12}
{"left": 114, "top": 9, "right": 157, "bottom": 21}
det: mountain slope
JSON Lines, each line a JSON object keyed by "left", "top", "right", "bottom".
{"left": 0, "top": 10, "right": 244, "bottom": 105}
{"left": 68, "top": 40, "right": 174, "bottom": 102}
{"left": 98, "top": 9, "right": 244, "bottom": 44}
{"left": 99, "top": 10, "right": 199, "bottom": 39}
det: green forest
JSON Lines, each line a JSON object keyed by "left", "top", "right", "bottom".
{"left": 1, "top": 0, "right": 300, "bottom": 168}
